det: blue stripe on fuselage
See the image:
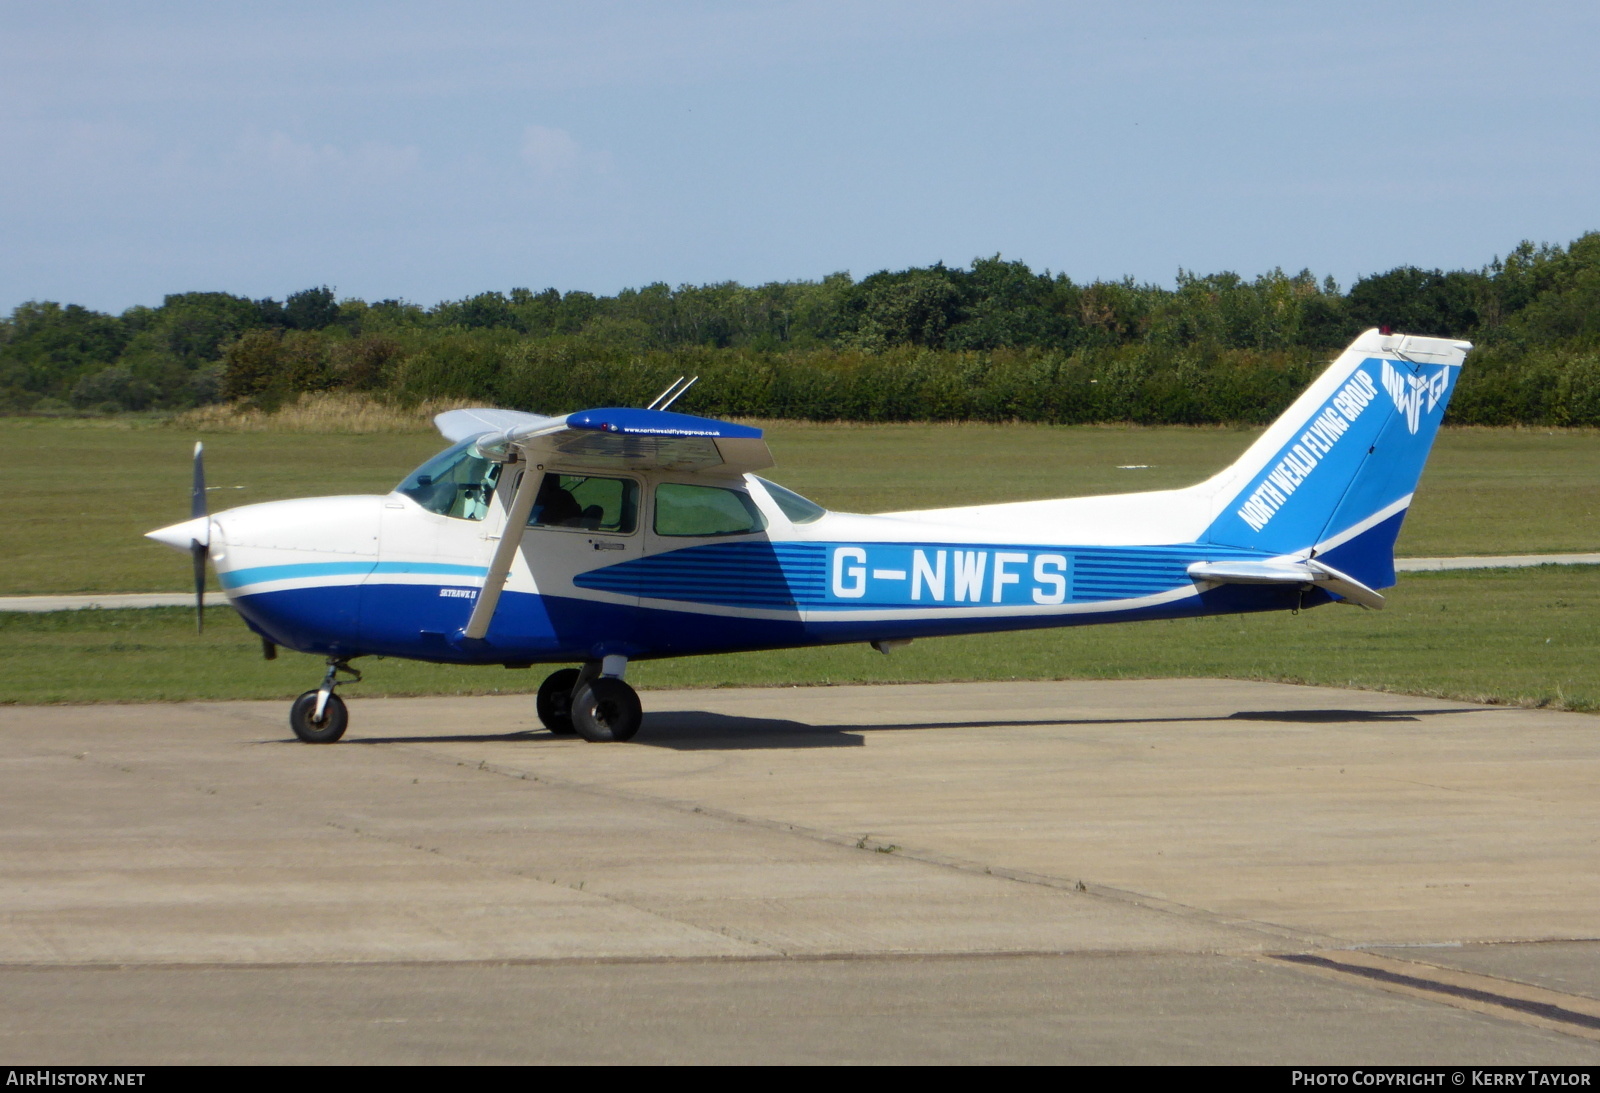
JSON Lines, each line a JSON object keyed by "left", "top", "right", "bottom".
{"left": 574, "top": 540, "right": 1270, "bottom": 610}
{"left": 219, "top": 560, "right": 486, "bottom": 590}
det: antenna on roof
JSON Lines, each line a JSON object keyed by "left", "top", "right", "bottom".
{"left": 645, "top": 377, "right": 684, "bottom": 410}
{"left": 657, "top": 376, "right": 698, "bottom": 411}
{"left": 646, "top": 376, "right": 699, "bottom": 412}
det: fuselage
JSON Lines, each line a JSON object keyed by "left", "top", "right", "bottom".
{"left": 196, "top": 467, "right": 1317, "bottom": 666}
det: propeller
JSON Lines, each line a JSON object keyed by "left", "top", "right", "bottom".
{"left": 190, "top": 441, "right": 209, "bottom": 633}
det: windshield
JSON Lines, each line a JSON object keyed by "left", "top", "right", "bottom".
{"left": 754, "top": 476, "right": 826, "bottom": 524}
{"left": 396, "top": 436, "right": 501, "bottom": 520}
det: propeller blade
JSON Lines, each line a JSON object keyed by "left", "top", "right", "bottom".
{"left": 190, "top": 441, "right": 208, "bottom": 633}
{"left": 191, "top": 441, "right": 207, "bottom": 520}
{"left": 191, "top": 540, "right": 207, "bottom": 633}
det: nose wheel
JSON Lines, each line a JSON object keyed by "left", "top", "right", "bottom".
{"left": 290, "top": 659, "right": 360, "bottom": 743}
{"left": 536, "top": 658, "right": 641, "bottom": 742}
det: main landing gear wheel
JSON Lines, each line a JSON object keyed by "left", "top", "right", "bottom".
{"left": 290, "top": 690, "right": 348, "bottom": 744}
{"left": 536, "top": 668, "right": 581, "bottom": 734}
{"left": 570, "top": 677, "right": 642, "bottom": 743}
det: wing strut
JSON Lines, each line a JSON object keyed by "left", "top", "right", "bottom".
{"left": 462, "top": 463, "right": 542, "bottom": 640}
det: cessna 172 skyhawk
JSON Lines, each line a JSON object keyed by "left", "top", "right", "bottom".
{"left": 148, "top": 328, "right": 1470, "bottom": 744}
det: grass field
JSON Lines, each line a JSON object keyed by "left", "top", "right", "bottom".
{"left": 3, "top": 565, "right": 1596, "bottom": 710}
{"left": 3, "top": 417, "right": 1599, "bottom": 594}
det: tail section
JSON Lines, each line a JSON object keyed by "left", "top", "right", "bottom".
{"left": 1200, "top": 329, "right": 1471, "bottom": 589}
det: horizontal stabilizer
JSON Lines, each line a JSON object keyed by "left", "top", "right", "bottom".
{"left": 1187, "top": 558, "right": 1385, "bottom": 610}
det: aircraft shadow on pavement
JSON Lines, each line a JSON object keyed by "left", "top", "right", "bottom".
{"left": 827, "top": 707, "right": 1482, "bottom": 732}
{"left": 638, "top": 711, "right": 864, "bottom": 750}
{"left": 334, "top": 714, "right": 866, "bottom": 750}
{"left": 341, "top": 730, "right": 547, "bottom": 746}
{"left": 633, "top": 705, "right": 1485, "bottom": 749}
{"left": 325, "top": 706, "right": 1482, "bottom": 749}
{"left": 1226, "top": 708, "right": 1481, "bottom": 723}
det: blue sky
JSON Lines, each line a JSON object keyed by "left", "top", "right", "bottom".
{"left": 3, "top": 1, "right": 1597, "bottom": 313}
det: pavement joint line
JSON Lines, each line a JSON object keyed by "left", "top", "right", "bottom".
{"left": 1268, "top": 950, "right": 1600, "bottom": 1043}
{"left": 317, "top": 813, "right": 789, "bottom": 959}
{"left": 397, "top": 741, "right": 1340, "bottom": 952}
{"left": 1360, "top": 938, "right": 1600, "bottom": 950}
{"left": 0, "top": 947, "right": 1285, "bottom": 973}
{"left": 39, "top": 726, "right": 788, "bottom": 960}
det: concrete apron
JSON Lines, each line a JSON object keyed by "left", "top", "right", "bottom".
{"left": 2, "top": 679, "right": 1595, "bottom": 967}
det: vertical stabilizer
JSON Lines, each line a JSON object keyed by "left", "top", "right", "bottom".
{"left": 1199, "top": 329, "right": 1470, "bottom": 588}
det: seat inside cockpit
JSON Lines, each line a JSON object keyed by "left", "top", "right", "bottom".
{"left": 529, "top": 473, "right": 638, "bottom": 534}
{"left": 395, "top": 437, "right": 501, "bottom": 520}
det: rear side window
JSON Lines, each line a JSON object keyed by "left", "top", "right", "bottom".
{"left": 654, "top": 483, "right": 768, "bottom": 537}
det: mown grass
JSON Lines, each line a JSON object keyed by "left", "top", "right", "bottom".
{"left": 4, "top": 417, "right": 1599, "bottom": 594}
{"left": 4, "top": 566, "right": 1596, "bottom": 711}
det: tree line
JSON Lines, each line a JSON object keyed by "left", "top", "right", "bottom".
{"left": 4, "top": 231, "right": 1599, "bottom": 425}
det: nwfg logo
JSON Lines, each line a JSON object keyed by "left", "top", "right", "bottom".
{"left": 1381, "top": 360, "right": 1449, "bottom": 434}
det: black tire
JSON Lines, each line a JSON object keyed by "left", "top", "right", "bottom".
{"left": 570, "top": 677, "right": 642, "bottom": 743}
{"left": 290, "top": 690, "right": 348, "bottom": 744}
{"left": 536, "top": 668, "right": 580, "bottom": 734}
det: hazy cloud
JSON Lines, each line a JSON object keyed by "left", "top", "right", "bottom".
{"left": 520, "top": 125, "right": 581, "bottom": 177}
{"left": 229, "top": 132, "right": 422, "bottom": 187}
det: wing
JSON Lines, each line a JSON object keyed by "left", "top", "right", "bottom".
{"left": 433, "top": 407, "right": 559, "bottom": 443}
{"left": 441, "top": 406, "right": 774, "bottom": 475}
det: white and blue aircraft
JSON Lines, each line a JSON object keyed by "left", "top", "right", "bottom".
{"left": 148, "top": 328, "right": 1470, "bottom": 744}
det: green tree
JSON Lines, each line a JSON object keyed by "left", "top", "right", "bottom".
{"left": 1346, "top": 268, "right": 1484, "bottom": 337}
{"left": 153, "top": 292, "right": 267, "bottom": 365}
{"left": 221, "top": 329, "right": 284, "bottom": 400}
{"left": 283, "top": 286, "right": 342, "bottom": 331}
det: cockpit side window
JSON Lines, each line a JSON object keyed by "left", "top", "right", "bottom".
{"left": 396, "top": 437, "right": 501, "bottom": 520}
{"left": 529, "top": 473, "right": 638, "bottom": 534}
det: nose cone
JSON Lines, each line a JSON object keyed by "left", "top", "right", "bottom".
{"left": 146, "top": 516, "right": 210, "bottom": 552}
